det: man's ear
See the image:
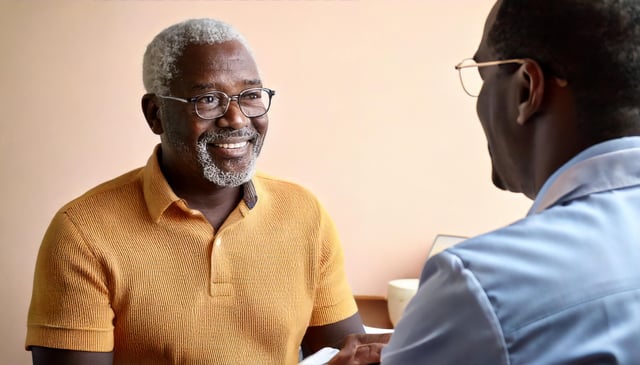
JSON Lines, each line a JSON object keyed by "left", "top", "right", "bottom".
{"left": 141, "top": 94, "right": 164, "bottom": 135}
{"left": 516, "top": 60, "right": 545, "bottom": 125}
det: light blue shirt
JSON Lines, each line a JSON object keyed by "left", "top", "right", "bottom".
{"left": 383, "top": 137, "right": 640, "bottom": 364}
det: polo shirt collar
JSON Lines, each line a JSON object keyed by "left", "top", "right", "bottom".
{"left": 142, "top": 145, "right": 258, "bottom": 222}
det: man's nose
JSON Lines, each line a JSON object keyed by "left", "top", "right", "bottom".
{"left": 216, "top": 100, "right": 249, "bottom": 129}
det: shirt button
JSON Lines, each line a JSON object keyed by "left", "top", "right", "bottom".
{"left": 214, "top": 238, "right": 222, "bottom": 247}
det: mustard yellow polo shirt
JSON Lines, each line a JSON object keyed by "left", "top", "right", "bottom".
{"left": 26, "top": 147, "right": 357, "bottom": 364}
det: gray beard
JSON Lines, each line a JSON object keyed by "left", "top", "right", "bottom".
{"left": 196, "top": 129, "right": 260, "bottom": 187}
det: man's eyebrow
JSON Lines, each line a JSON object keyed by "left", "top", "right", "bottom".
{"left": 245, "top": 79, "right": 262, "bottom": 86}
{"left": 190, "top": 80, "right": 262, "bottom": 92}
{"left": 191, "top": 83, "right": 216, "bottom": 91}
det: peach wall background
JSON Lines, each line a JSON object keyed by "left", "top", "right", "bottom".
{"left": 1, "top": 0, "right": 530, "bottom": 363}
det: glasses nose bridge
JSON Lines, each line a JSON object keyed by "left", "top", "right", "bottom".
{"left": 225, "top": 94, "right": 244, "bottom": 115}
{"left": 218, "top": 93, "right": 248, "bottom": 119}
{"left": 228, "top": 94, "right": 241, "bottom": 103}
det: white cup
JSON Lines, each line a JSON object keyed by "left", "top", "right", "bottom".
{"left": 386, "top": 278, "right": 420, "bottom": 327}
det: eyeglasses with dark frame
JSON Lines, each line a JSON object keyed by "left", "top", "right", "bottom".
{"left": 157, "top": 87, "right": 276, "bottom": 119}
{"left": 454, "top": 58, "right": 568, "bottom": 97}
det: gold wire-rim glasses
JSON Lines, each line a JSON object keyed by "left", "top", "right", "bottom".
{"left": 454, "top": 58, "right": 526, "bottom": 97}
{"left": 454, "top": 58, "right": 568, "bottom": 97}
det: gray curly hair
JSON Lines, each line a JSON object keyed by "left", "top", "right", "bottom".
{"left": 143, "top": 18, "right": 251, "bottom": 95}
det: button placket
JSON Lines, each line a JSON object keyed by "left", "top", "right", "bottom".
{"left": 210, "top": 234, "right": 225, "bottom": 296}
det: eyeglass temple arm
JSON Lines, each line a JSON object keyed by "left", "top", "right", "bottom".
{"left": 454, "top": 58, "right": 527, "bottom": 70}
{"left": 157, "top": 95, "right": 189, "bottom": 103}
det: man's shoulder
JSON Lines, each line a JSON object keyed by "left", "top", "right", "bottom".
{"left": 251, "top": 172, "right": 329, "bottom": 214}
{"left": 442, "top": 201, "right": 640, "bottom": 334}
{"left": 59, "top": 167, "right": 145, "bottom": 214}
{"left": 253, "top": 171, "right": 316, "bottom": 196}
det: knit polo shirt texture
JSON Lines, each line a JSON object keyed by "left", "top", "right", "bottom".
{"left": 26, "top": 148, "right": 357, "bottom": 364}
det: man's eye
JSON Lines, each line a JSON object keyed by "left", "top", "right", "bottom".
{"left": 243, "top": 91, "right": 262, "bottom": 100}
{"left": 198, "top": 95, "right": 219, "bottom": 105}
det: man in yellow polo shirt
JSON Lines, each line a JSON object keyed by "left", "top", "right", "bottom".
{"left": 26, "top": 18, "right": 371, "bottom": 365}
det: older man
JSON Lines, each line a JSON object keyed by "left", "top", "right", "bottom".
{"left": 27, "top": 18, "right": 367, "bottom": 365}
{"left": 377, "top": 1, "right": 640, "bottom": 364}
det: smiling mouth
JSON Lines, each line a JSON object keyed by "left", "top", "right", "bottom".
{"left": 212, "top": 141, "right": 249, "bottom": 149}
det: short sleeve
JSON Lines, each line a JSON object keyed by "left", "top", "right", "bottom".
{"left": 308, "top": 204, "right": 358, "bottom": 327}
{"left": 26, "top": 210, "right": 114, "bottom": 351}
{"left": 382, "top": 251, "right": 510, "bottom": 364}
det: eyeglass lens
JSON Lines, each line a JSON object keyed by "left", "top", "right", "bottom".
{"left": 195, "top": 88, "right": 271, "bottom": 118}
{"left": 457, "top": 59, "right": 484, "bottom": 97}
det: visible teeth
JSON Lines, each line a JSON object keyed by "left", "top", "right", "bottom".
{"left": 214, "top": 141, "right": 248, "bottom": 149}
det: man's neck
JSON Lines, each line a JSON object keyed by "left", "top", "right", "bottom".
{"left": 176, "top": 184, "right": 245, "bottom": 231}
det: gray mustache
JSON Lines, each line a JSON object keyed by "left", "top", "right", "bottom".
{"left": 201, "top": 128, "right": 259, "bottom": 143}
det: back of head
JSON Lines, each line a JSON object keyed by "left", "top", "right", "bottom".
{"left": 488, "top": 0, "right": 640, "bottom": 144}
{"left": 143, "top": 18, "right": 250, "bottom": 95}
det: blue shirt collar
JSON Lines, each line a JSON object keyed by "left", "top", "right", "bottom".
{"left": 529, "top": 136, "right": 640, "bottom": 215}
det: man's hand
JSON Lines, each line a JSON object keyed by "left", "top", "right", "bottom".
{"left": 328, "top": 333, "right": 392, "bottom": 365}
